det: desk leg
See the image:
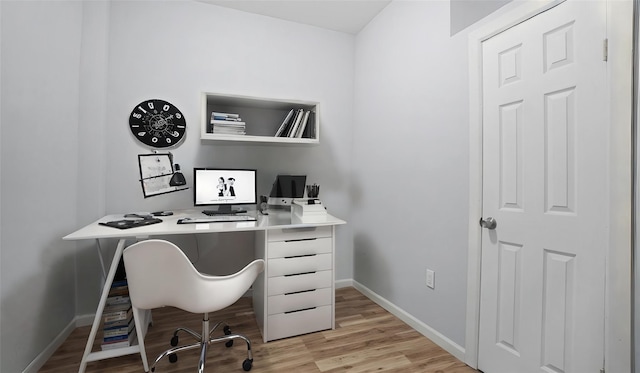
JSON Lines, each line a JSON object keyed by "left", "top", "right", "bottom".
{"left": 78, "top": 239, "right": 149, "bottom": 373}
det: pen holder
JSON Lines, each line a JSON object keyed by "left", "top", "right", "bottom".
{"left": 306, "top": 184, "right": 320, "bottom": 198}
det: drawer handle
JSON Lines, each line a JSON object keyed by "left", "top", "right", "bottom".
{"left": 284, "top": 271, "right": 316, "bottom": 277}
{"left": 284, "top": 289, "right": 317, "bottom": 296}
{"left": 284, "top": 254, "right": 317, "bottom": 259}
{"left": 285, "top": 307, "right": 317, "bottom": 314}
{"left": 284, "top": 237, "right": 317, "bottom": 243}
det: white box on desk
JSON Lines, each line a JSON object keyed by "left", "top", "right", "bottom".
{"left": 291, "top": 199, "right": 327, "bottom": 223}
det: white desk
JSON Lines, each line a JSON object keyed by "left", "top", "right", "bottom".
{"left": 64, "top": 209, "right": 345, "bottom": 373}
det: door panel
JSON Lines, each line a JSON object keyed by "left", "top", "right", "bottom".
{"left": 478, "top": 1, "right": 607, "bottom": 372}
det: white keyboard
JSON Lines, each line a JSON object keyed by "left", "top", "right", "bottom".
{"left": 178, "top": 215, "right": 256, "bottom": 224}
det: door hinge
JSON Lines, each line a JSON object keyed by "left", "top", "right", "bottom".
{"left": 603, "top": 38, "right": 608, "bottom": 61}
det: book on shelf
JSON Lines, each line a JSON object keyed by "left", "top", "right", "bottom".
{"left": 103, "top": 318, "right": 135, "bottom": 338}
{"left": 210, "top": 112, "right": 243, "bottom": 134}
{"left": 211, "top": 111, "right": 240, "bottom": 120}
{"left": 212, "top": 126, "right": 246, "bottom": 135}
{"left": 275, "top": 109, "right": 295, "bottom": 137}
{"left": 103, "top": 331, "right": 132, "bottom": 343}
{"left": 111, "top": 279, "right": 127, "bottom": 288}
{"left": 104, "top": 301, "right": 131, "bottom": 312}
{"left": 294, "top": 111, "right": 310, "bottom": 138}
{"left": 213, "top": 130, "right": 247, "bottom": 135}
{"left": 108, "top": 280, "right": 129, "bottom": 297}
{"left": 211, "top": 116, "right": 242, "bottom": 122}
{"left": 106, "top": 295, "right": 130, "bottom": 305}
{"left": 103, "top": 304, "right": 133, "bottom": 323}
{"left": 286, "top": 109, "right": 305, "bottom": 137}
{"left": 103, "top": 314, "right": 133, "bottom": 330}
{"left": 101, "top": 328, "right": 137, "bottom": 351}
{"left": 302, "top": 116, "right": 315, "bottom": 139}
{"left": 211, "top": 120, "right": 246, "bottom": 126}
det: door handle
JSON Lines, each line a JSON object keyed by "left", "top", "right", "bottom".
{"left": 479, "top": 217, "right": 497, "bottom": 230}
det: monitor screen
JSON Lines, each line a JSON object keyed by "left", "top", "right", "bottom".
{"left": 194, "top": 168, "right": 257, "bottom": 208}
{"left": 268, "top": 175, "right": 306, "bottom": 206}
{"left": 269, "top": 175, "right": 306, "bottom": 198}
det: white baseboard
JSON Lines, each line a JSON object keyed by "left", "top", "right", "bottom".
{"left": 75, "top": 313, "right": 96, "bottom": 327}
{"left": 350, "top": 279, "right": 466, "bottom": 362}
{"left": 26, "top": 280, "right": 464, "bottom": 372}
{"left": 335, "top": 278, "right": 354, "bottom": 289}
{"left": 22, "top": 314, "right": 90, "bottom": 373}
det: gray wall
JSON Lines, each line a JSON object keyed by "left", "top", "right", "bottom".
{"left": 1, "top": 1, "right": 83, "bottom": 371}
{"left": 353, "top": 0, "right": 471, "bottom": 347}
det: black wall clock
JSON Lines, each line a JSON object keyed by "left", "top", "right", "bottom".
{"left": 129, "top": 99, "right": 186, "bottom": 148}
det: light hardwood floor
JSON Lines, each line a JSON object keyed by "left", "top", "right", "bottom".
{"left": 39, "top": 287, "right": 477, "bottom": 373}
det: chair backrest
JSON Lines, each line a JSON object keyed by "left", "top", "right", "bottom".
{"left": 123, "top": 239, "right": 264, "bottom": 314}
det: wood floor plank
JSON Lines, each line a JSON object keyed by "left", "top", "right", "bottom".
{"left": 38, "top": 287, "right": 477, "bottom": 373}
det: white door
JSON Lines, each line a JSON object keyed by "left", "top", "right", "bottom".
{"left": 478, "top": 1, "right": 607, "bottom": 372}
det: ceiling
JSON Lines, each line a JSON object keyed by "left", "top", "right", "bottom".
{"left": 196, "top": 0, "right": 392, "bottom": 34}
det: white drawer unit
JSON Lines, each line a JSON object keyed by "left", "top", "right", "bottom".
{"left": 267, "top": 237, "right": 332, "bottom": 258}
{"left": 266, "top": 305, "right": 332, "bottom": 342}
{"left": 255, "top": 225, "right": 336, "bottom": 342}
{"left": 267, "top": 226, "right": 332, "bottom": 242}
{"left": 267, "top": 288, "right": 332, "bottom": 315}
{"left": 268, "top": 270, "right": 333, "bottom": 296}
{"left": 267, "top": 253, "right": 332, "bottom": 277}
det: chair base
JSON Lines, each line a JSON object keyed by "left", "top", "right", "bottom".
{"left": 150, "top": 314, "right": 253, "bottom": 373}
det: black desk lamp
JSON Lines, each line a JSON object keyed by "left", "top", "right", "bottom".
{"left": 170, "top": 164, "right": 187, "bottom": 186}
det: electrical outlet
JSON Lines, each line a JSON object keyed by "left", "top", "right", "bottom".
{"left": 426, "top": 269, "right": 435, "bottom": 289}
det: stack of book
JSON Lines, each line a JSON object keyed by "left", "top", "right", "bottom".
{"left": 101, "top": 279, "right": 136, "bottom": 351}
{"left": 210, "top": 111, "right": 246, "bottom": 135}
{"left": 291, "top": 198, "right": 327, "bottom": 223}
{"left": 275, "top": 108, "right": 312, "bottom": 138}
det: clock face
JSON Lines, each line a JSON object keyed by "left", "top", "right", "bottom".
{"left": 129, "top": 99, "right": 186, "bottom": 148}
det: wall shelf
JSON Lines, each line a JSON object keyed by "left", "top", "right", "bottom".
{"left": 201, "top": 92, "right": 319, "bottom": 145}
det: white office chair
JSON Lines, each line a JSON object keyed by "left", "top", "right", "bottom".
{"left": 123, "top": 239, "right": 265, "bottom": 373}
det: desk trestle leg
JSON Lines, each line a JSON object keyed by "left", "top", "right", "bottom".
{"left": 78, "top": 239, "right": 150, "bottom": 373}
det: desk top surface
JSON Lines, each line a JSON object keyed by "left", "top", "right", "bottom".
{"left": 64, "top": 209, "right": 346, "bottom": 241}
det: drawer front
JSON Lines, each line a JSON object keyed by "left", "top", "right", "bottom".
{"left": 268, "top": 270, "right": 332, "bottom": 296}
{"left": 268, "top": 253, "right": 332, "bottom": 277}
{"left": 268, "top": 288, "right": 332, "bottom": 315}
{"left": 268, "top": 237, "right": 332, "bottom": 259}
{"left": 268, "top": 226, "right": 332, "bottom": 242}
{"left": 267, "top": 305, "right": 332, "bottom": 341}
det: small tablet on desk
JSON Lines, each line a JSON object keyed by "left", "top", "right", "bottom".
{"left": 99, "top": 218, "right": 163, "bottom": 229}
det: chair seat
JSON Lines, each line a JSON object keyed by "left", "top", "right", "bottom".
{"left": 123, "top": 239, "right": 264, "bottom": 373}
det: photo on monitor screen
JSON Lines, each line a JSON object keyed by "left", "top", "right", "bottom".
{"left": 194, "top": 168, "right": 257, "bottom": 206}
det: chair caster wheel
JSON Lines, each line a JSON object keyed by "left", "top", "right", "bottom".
{"left": 169, "top": 353, "right": 178, "bottom": 363}
{"left": 151, "top": 368, "right": 155, "bottom": 372}
{"left": 170, "top": 335, "right": 178, "bottom": 346}
{"left": 223, "top": 325, "right": 233, "bottom": 347}
{"left": 242, "top": 358, "right": 253, "bottom": 371}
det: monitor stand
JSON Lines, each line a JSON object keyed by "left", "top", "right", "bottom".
{"left": 202, "top": 205, "right": 247, "bottom": 216}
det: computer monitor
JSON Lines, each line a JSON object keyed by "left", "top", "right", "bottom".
{"left": 193, "top": 168, "right": 257, "bottom": 214}
{"left": 268, "top": 175, "right": 306, "bottom": 206}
